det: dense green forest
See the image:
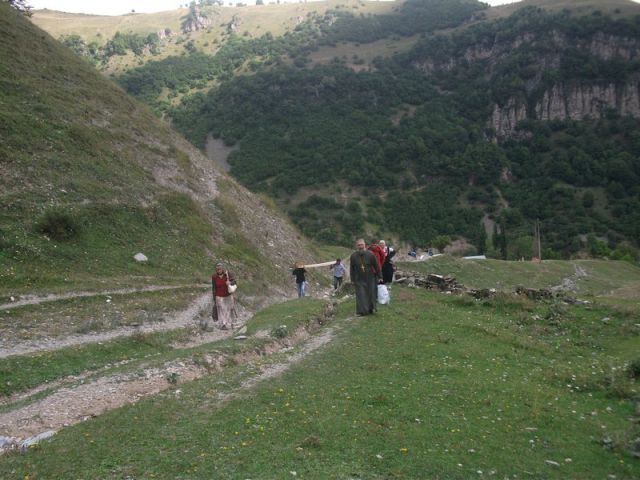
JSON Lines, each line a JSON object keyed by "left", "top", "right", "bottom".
{"left": 114, "top": 1, "right": 640, "bottom": 260}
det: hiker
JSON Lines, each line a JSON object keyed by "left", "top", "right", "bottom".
{"left": 349, "top": 238, "right": 381, "bottom": 316}
{"left": 380, "top": 241, "right": 396, "bottom": 284}
{"left": 368, "top": 240, "right": 386, "bottom": 270}
{"left": 211, "top": 262, "right": 237, "bottom": 330}
{"left": 292, "top": 262, "right": 307, "bottom": 298}
{"left": 329, "top": 258, "right": 346, "bottom": 290}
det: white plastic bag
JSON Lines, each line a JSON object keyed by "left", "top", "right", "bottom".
{"left": 377, "top": 284, "right": 390, "bottom": 304}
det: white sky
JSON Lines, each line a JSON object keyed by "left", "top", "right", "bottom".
{"left": 28, "top": 0, "right": 523, "bottom": 17}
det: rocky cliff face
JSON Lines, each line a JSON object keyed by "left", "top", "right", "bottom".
{"left": 416, "top": 25, "right": 640, "bottom": 138}
{"left": 181, "top": 7, "right": 214, "bottom": 33}
{"left": 536, "top": 80, "right": 640, "bottom": 120}
{"left": 492, "top": 78, "right": 640, "bottom": 138}
{"left": 487, "top": 30, "right": 640, "bottom": 138}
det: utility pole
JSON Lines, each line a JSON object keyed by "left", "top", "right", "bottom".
{"left": 533, "top": 219, "right": 542, "bottom": 262}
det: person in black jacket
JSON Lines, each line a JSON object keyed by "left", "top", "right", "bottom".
{"left": 380, "top": 240, "right": 396, "bottom": 284}
{"left": 292, "top": 262, "right": 307, "bottom": 298}
{"left": 349, "top": 239, "right": 381, "bottom": 315}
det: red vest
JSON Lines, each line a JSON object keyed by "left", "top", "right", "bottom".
{"left": 368, "top": 244, "right": 386, "bottom": 269}
{"left": 213, "top": 273, "right": 230, "bottom": 297}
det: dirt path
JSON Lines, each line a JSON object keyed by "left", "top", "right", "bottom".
{"left": 0, "top": 279, "right": 340, "bottom": 448}
{"left": 0, "top": 285, "right": 203, "bottom": 311}
{"left": 0, "top": 316, "right": 342, "bottom": 447}
{"left": 551, "top": 262, "right": 589, "bottom": 293}
{"left": 0, "top": 291, "right": 228, "bottom": 359}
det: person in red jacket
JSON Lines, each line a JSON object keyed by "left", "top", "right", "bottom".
{"left": 368, "top": 240, "right": 386, "bottom": 270}
{"left": 211, "top": 262, "right": 237, "bottom": 330}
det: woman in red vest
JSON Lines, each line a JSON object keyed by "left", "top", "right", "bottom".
{"left": 212, "top": 262, "right": 237, "bottom": 330}
{"left": 368, "top": 240, "right": 386, "bottom": 270}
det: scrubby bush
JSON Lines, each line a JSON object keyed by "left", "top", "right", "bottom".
{"left": 431, "top": 235, "right": 451, "bottom": 252}
{"left": 627, "top": 359, "right": 640, "bottom": 379}
{"left": 34, "top": 208, "right": 80, "bottom": 241}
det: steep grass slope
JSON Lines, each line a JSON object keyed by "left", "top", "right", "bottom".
{"left": 0, "top": 3, "right": 315, "bottom": 298}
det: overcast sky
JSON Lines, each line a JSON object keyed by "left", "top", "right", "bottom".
{"left": 28, "top": 0, "right": 523, "bottom": 16}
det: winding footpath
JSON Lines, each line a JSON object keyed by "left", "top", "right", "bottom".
{"left": 0, "top": 287, "right": 216, "bottom": 359}
{"left": 0, "top": 284, "right": 340, "bottom": 451}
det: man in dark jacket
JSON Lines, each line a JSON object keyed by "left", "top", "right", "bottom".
{"left": 349, "top": 238, "right": 381, "bottom": 315}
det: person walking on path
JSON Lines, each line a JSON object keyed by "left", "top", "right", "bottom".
{"left": 349, "top": 238, "right": 381, "bottom": 316}
{"left": 292, "top": 262, "right": 307, "bottom": 298}
{"left": 380, "top": 240, "right": 396, "bottom": 284}
{"left": 211, "top": 262, "right": 237, "bottom": 330}
{"left": 368, "top": 240, "right": 386, "bottom": 270}
{"left": 329, "top": 258, "right": 346, "bottom": 291}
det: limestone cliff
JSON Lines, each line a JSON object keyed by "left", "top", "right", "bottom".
{"left": 415, "top": 20, "right": 640, "bottom": 139}
{"left": 181, "top": 7, "right": 214, "bottom": 33}
{"left": 486, "top": 30, "right": 640, "bottom": 138}
{"left": 492, "top": 78, "right": 640, "bottom": 137}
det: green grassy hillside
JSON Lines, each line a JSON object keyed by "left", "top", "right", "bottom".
{"left": 401, "top": 256, "right": 640, "bottom": 295}
{"left": 0, "top": 3, "right": 315, "bottom": 299}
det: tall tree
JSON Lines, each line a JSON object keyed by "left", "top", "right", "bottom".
{"left": 499, "top": 222, "right": 508, "bottom": 260}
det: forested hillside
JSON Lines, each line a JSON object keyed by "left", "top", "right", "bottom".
{"left": 36, "top": 0, "right": 640, "bottom": 260}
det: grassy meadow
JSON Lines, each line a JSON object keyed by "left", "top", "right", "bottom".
{"left": 402, "top": 256, "right": 640, "bottom": 295}
{"left": 1, "top": 258, "right": 638, "bottom": 479}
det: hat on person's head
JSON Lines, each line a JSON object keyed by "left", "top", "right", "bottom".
{"left": 215, "top": 262, "right": 224, "bottom": 268}
{"left": 379, "top": 240, "right": 386, "bottom": 245}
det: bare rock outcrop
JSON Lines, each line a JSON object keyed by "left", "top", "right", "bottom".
{"left": 413, "top": 24, "right": 640, "bottom": 139}
{"left": 182, "top": 7, "right": 214, "bottom": 33}
{"left": 486, "top": 30, "right": 640, "bottom": 138}
{"left": 492, "top": 78, "right": 640, "bottom": 138}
